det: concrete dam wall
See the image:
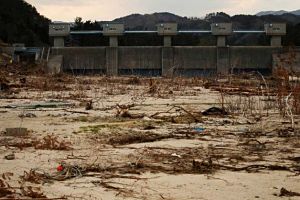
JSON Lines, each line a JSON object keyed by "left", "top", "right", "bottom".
{"left": 51, "top": 46, "right": 283, "bottom": 76}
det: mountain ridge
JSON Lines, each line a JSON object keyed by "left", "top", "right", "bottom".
{"left": 0, "top": 0, "right": 300, "bottom": 46}
{"left": 97, "top": 11, "right": 300, "bottom": 31}
{"left": 256, "top": 9, "right": 300, "bottom": 16}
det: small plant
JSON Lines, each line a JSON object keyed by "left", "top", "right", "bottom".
{"left": 34, "top": 134, "right": 72, "bottom": 150}
{"left": 148, "top": 78, "right": 158, "bottom": 95}
{"left": 292, "top": 84, "right": 300, "bottom": 114}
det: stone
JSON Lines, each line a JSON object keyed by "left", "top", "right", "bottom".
{"left": 4, "top": 153, "right": 15, "bottom": 160}
{"left": 5, "top": 128, "right": 28, "bottom": 137}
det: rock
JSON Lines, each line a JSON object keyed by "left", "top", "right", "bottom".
{"left": 202, "top": 107, "right": 228, "bottom": 116}
{"left": 4, "top": 153, "right": 15, "bottom": 160}
{"left": 20, "top": 77, "right": 26, "bottom": 84}
{"left": 5, "top": 128, "right": 28, "bottom": 136}
{"left": 85, "top": 100, "right": 93, "bottom": 110}
{"left": 143, "top": 116, "right": 152, "bottom": 121}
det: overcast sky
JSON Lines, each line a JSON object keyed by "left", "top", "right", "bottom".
{"left": 25, "top": 0, "right": 300, "bottom": 22}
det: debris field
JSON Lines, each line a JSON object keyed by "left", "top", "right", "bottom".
{"left": 0, "top": 64, "right": 299, "bottom": 199}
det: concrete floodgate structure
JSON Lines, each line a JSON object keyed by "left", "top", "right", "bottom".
{"left": 51, "top": 46, "right": 284, "bottom": 76}
{"left": 47, "top": 22, "right": 298, "bottom": 76}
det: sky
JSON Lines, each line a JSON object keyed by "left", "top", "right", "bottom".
{"left": 25, "top": 0, "right": 300, "bottom": 22}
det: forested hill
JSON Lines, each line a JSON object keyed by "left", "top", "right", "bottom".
{"left": 75, "top": 12, "right": 300, "bottom": 46}
{"left": 0, "top": 0, "right": 299, "bottom": 46}
{"left": 73, "top": 12, "right": 300, "bottom": 46}
{"left": 111, "top": 12, "right": 300, "bottom": 30}
{"left": 107, "top": 12, "right": 300, "bottom": 46}
{"left": 257, "top": 9, "right": 300, "bottom": 16}
{"left": 0, "top": 0, "right": 50, "bottom": 46}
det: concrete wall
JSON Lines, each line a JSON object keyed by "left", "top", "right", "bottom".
{"left": 51, "top": 47, "right": 106, "bottom": 71}
{"left": 230, "top": 47, "right": 281, "bottom": 70}
{"left": 50, "top": 46, "right": 286, "bottom": 76}
{"left": 118, "top": 47, "right": 161, "bottom": 69}
{"left": 174, "top": 47, "right": 217, "bottom": 70}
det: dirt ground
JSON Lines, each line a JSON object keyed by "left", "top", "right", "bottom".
{"left": 0, "top": 73, "right": 299, "bottom": 200}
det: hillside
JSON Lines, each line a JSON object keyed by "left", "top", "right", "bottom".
{"left": 0, "top": 0, "right": 300, "bottom": 47}
{"left": 111, "top": 12, "right": 210, "bottom": 30}
{"left": 106, "top": 12, "right": 300, "bottom": 30}
{"left": 257, "top": 9, "right": 300, "bottom": 16}
{"left": 97, "top": 12, "right": 300, "bottom": 46}
{"left": 0, "top": 0, "right": 50, "bottom": 46}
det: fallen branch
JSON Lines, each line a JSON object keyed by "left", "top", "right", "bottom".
{"left": 173, "top": 105, "right": 201, "bottom": 123}
{"left": 62, "top": 109, "right": 89, "bottom": 115}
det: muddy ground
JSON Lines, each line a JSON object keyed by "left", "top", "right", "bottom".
{"left": 0, "top": 73, "right": 299, "bottom": 200}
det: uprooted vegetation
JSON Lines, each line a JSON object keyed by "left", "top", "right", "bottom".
{"left": 16, "top": 126, "right": 300, "bottom": 196}
{"left": 2, "top": 134, "right": 72, "bottom": 151}
{"left": 0, "top": 172, "right": 52, "bottom": 199}
{"left": 0, "top": 66, "right": 300, "bottom": 199}
{"left": 203, "top": 71, "right": 300, "bottom": 129}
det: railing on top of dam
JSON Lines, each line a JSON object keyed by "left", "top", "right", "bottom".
{"left": 70, "top": 30, "right": 266, "bottom": 35}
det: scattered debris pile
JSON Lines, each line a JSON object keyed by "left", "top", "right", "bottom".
{"left": 278, "top": 187, "right": 300, "bottom": 197}
{"left": 0, "top": 172, "right": 49, "bottom": 199}
{"left": 2, "top": 134, "right": 72, "bottom": 151}
{"left": 0, "top": 64, "right": 299, "bottom": 199}
{"left": 34, "top": 134, "right": 72, "bottom": 150}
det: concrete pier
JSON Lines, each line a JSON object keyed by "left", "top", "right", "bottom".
{"left": 106, "top": 47, "right": 118, "bottom": 76}
{"left": 162, "top": 47, "right": 174, "bottom": 77}
{"left": 217, "top": 47, "right": 230, "bottom": 74}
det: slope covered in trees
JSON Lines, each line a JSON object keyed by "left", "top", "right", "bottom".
{"left": 74, "top": 12, "right": 300, "bottom": 46}
{"left": 0, "top": 0, "right": 299, "bottom": 47}
{"left": 0, "top": 0, "right": 50, "bottom": 46}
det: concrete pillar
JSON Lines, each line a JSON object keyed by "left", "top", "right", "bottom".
{"left": 217, "top": 47, "right": 230, "bottom": 74}
{"left": 162, "top": 47, "right": 174, "bottom": 77}
{"left": 47, "top": 55, "right": 63, "bottom": 74}
{"left": 49, "top": 23, "right": 70, "bottom": 47}
{"left": 264, "top": 23, "right": 286, "bottom": 47}
{"left": 53, "top": 37, "right": 65, "bottom": 47}
{"left": 217, "top": 36, "right": 226, "bottom": 47}
{"left": 106, "top": 47, "right": 118, "bottom": 76}
{"left": 270, "top": 36, "right": 282, "bottom": 47}
{"left": 109, "top": 36, "right": 119, "bottom": 47}
{"left": 211, "top": 23, "right": 232, "bottom": 47}
{"left": 163, "top": 36, "right": 172, "bottom": 47}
